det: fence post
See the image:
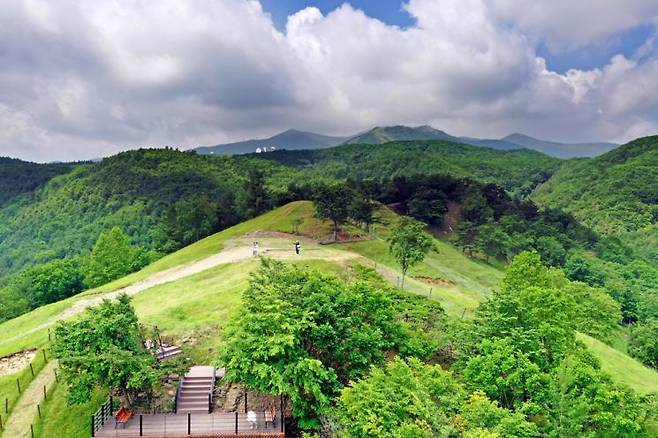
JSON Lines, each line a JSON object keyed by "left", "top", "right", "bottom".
{"left": 42, "top": 349, "right": 47, "bottom": 362}
{"left": 188, "top": 412, "right": 191, "bottom": 435}
{"left": 16, "top": 379, "right": 21, "bottom": 394}
{"left": 91, "top": 414, "right": 95, "bottom": 437}
{"left": 244, "top": 391, "right": 248, "bottom": 413}
{"left": 140, "top": 414, "right": 143, "bottom": 436}
{"left": 43, "top": 385, "right": 47, "bottom": 400}
{"left": 0, "top": 413, "right": 3, "bottom": 430}
{"left": 30, "top": 363, "right": 35, "bottom": 377}
{"left": 235, "top": 411, "right": 238, "bottom": 434}
{"left": 54, "top": 369, "right": 58, "bottom": 382}
{"left": 30, "top": 424, "right": 34, "bottom": 438}
{"left": 37, "top": 404, "right": 41, "bottom": 418}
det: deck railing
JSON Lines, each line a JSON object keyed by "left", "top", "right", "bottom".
{"left": 91, "top": 396, "right": 114, "bottom": 437}
{"left": 94, "top": 411, "right": 284, "bottom": 437}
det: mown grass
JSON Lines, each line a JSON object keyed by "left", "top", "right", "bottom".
{"left": 0, "top": 349, "right": 48, "bottom": 436}
{"left": 577, "top": 332, "right": 658, "bottom": 395}
{"left": 32, "top": 381, "right": 106, "bottom": 438}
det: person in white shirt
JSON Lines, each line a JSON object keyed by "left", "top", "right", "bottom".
{"left": 247, "top": 410, "right": 257, "bottom": 429}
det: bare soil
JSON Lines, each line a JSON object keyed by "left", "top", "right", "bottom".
{"left": 0, "top": 349, "right": 37, "bottom": 377}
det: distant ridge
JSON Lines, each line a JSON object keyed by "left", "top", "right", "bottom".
{"left": 194, "top": 125, "right": 619, "bottom": 158}
{"left": 194, "top": 129, "right": 348, "bottom": 155}
{"left": 342, "top": 125, "right": 454, "bottom": 144}
{"left": 500, "top": 133, "right": 618, "bottom": 159}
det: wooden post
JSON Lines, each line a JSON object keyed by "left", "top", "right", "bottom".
{"left": 48, "top": 329, "right": 51, "bottom": 341}
{"left": 29, "top": 363, "right": 34, "bottom": 377}
{"left": 37, "top": 404, "right": 41, "bottom": 418}
{"left": 54, "top": 369, "right": 58, "bottom": 382}
{"left": 30, "top": 424, "right": 34, "bottom": 438}
{"left": 0, "top": 414, "right": 3, "bottom": 430}
{"left": 280, "top": 395, "right": 284, "bottom": 433}
{"left": 188, "top": 412, "right": 191, "bottom": 435}
{"left": 16, "top": 379, "right": 21, "bottom": 394}
{"left": 244, "top": 391, "right": 248, "bottom": 413}
{"left": 42, "top": 349, "right": 47, "bottom": 362}
{"left": 235, "top": 411, "right": 238, "bottom": 434}
{"left": 140, "top": 414, "right": 143, "bottom": 436}
{"left": 91, "top": 414, "right": 95, "bottom": 437}
{"left": 43, "top": 385, "right": 47, "bottom": 400}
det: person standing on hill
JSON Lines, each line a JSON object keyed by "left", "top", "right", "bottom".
{"left": 294, "top": 240, "right": 301, "bottom": 255}
{"left": 253, "top": 241, "right": 259, "bottom": 257}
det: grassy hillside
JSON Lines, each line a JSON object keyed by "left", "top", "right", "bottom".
{"left": 533, "top": 135, "right": 658, "bottom": 237}
{"left": 0, "top": 149, "right": 291, "bottom": 279}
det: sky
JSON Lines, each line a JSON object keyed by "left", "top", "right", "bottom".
{"left": 1, "top": 1, "right": 658, "bottom": 162}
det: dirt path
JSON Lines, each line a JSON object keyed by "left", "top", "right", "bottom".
{"left": 1, "top": 360, "right": 57, "bottom": 438}
{"left": 0, "top": 239, "right": 358, "bottom": 348}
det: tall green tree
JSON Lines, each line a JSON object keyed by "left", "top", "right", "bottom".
{"left": 84, "top": 227, "right": 148, "bottom": 288}
{"left": 164, "top": 195, "right": 219, "bottom": 250}
{"left": 387, "top": 218, "right": 434, "bottom": 289}
{"left": 349, "top": 195, "right": 376, "bottom": 232}
{"left": 218, "top": 259, "right": 402, "bottom": 428}
{"left": 313, "top": 183, "right": 353, "bottom": 241}
{"left": 52, "top": 295, "right": 158, "bottom": 406}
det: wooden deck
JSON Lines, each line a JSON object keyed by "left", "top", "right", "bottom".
{"left": 94, "top": 412, "right": 283, "bottom": 437}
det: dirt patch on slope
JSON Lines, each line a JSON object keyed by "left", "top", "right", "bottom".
{"left": 0, "top": 349, "right": 37, "bottom": 377}
{"left": 414, "top": 275, "right": 455, "bottom": 286}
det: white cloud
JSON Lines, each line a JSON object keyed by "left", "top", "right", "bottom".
{"left": 0, "top": 0, "right": 657, "bottom": 161}
{"left": 488, "top": 0, "right": 658, "bottom": 51}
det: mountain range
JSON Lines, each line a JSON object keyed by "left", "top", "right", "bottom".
{"left": 194, "top": 125, "right": 618, "bottom": 158}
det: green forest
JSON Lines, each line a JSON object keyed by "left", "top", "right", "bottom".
{"left": 1, "top": 136, "right": 657, "bottom": 437}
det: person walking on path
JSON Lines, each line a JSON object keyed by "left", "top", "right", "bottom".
{"left": 294, "top": 240, "right": 301, "bottom": 255}
{"left": 252, "top": 241, "right": 259, "bottom": 257}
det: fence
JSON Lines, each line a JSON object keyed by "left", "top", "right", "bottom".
{"left": 92, "top": 397, "right": 116, "bottom": 436}
{"left": 93, "top": 411, "right": 284, "bottom": 437}
{"left": 0, "top": 348, "right": 50, "bottom": 433}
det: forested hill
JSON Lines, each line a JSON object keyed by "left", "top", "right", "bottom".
{"left": 533, "top": 136, "right": 658, "bottom": 261}
{"left": 0, "top": 149, "right": 292, "bottom": 280}
{"left": 0, "top": 157, "right": 77, "bottom": 206}
{"left": 263, "top": 139, "right": 562, "bottom": 196}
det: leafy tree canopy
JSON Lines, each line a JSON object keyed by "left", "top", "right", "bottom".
{"left": 387, "top": 217, "right": 434, "bottom": 289}
{"left": 51, "top": 294, "right": 158, "bottom": 406}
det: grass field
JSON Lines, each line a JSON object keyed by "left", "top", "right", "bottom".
{"left": 32, "top": 382, "right": 106, "bottom": 438}
{"left": 578, "top": 333, "right": 658, "bottom": 395}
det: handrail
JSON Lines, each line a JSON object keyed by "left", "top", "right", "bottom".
{"left": 209, "top": 366, "right": 216, "bottom": 413}
{"left": 174, "top": 376, "right": 183, "bottom": 413}
{"left": 91, "top": 396, "right": 113, "bottom": 436}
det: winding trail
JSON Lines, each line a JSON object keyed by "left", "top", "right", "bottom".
{"left": 0, "top": 239, "right": 358, "bottom": 348}
{"left": 1, "top": 360, "right": 58, "bottom": 438}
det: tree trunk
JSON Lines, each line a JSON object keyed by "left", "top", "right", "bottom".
{"left": 333, "top": 221, "right": 338, "bottom": 241}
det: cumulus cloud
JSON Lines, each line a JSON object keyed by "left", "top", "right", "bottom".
{"left": 0, "top": 0, "right": 656, "bottom": 161}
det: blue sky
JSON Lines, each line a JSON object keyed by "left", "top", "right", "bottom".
{"left": 260, "top": 0, "right": 415, "bottom": 29}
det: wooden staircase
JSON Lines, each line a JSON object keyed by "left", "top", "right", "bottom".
{"left": 155, "top": 344, "right": 182, "bottom": 360}
{"left": 176, "top": 366, "right": 215, "bottom": 414}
